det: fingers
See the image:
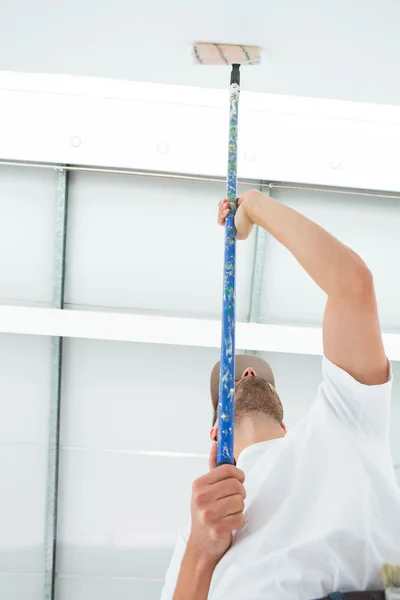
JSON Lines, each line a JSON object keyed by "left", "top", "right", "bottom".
{"left": 191, "top": 462, "right": 247, "bottom": 547}
{"left": 218, "top": 197, "right": 245, "bottom": 226}
{"left": 217, "top": 199, "right": 231, "bottom": 226}
{"left": 209, "top": 441, "right": 217, "bottom": 471}
{"left": 212, "top": 494, "right": 245, "bottom": 521}
{"left": 211, "top": 477, "right": 246, "bottom": 502}
{"left": 193, "top": 472, "right": 246, "bottom": 514}
{"left": 197, "top": 463, "right": 245, "bottom": 487}
{"left": 199, "top": 493, "right": 245, "bottom": 525}
{"left": 194, "top": 475, "right": 246, "bottom": 506}
{"left": 210, "top": 512, "right": 245, "bottom": 539}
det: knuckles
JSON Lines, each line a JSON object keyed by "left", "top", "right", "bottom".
{"left": 201, "top": 506, "right": 215, "bottom": 524}
{"left": 192, "top": 476, "right": 207, "bottom": 493}
{"left": 219, "top": 465, "right": 245, "bottom": 482}
{"left": 218, "top": 464, "right": 236, "bottom": 478}
{"left": 229, "top": 478, "right": 246, "bottom": 498}
{"left": 233, "top": 513, "right": 245, "bottom": 529}
{"left": 210, "top": 513, "right": 245, "bottom": 538}
{"left": 210, "top": 522, "right": 225, "bottom": 539}
{"left": 193, "top": 489, "right": 210, "bottom": 509}
{"left": 235, "top": 495, "right": 245, "bottom": 512}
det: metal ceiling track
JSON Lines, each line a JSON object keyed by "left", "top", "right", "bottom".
{"left": 1, "top": 158, "right": 400, "bottom": 200}
{"left": 43, "top": 168, "right": 69, "bottom": 600}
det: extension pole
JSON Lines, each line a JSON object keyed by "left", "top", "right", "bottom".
{"left": 217, "top": 64, "right": 240, "bottom": 467}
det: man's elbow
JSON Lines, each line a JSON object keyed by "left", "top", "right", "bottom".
{"left": 346, "top": 253, "right": 374, "bottom": 299}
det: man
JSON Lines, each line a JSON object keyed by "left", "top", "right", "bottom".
{"left": 161, "top": 190, "right": 400, "bottom": 600}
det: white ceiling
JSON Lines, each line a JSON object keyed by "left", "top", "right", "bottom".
{"left": 1, "top": 0, "right": 400, "bottom": 105}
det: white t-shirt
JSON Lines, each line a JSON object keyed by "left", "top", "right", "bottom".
{"left": 161, "top": 357, "right": 400, "bottom": 600}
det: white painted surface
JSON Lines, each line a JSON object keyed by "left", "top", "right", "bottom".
{"left": 58, "top": 341, "right": 400, "bottom": 469}
{"left": 0, "top": 335, "right": 50, "bottom": 596}
{"left": 60, "top": 340, "right": 218, "bottom": 454}
{"left": 0, "top": 575, "right": 43, "bottom": 600}
{"left": 0, "top": 166, "right": 56, "bottom": 306}
{"left": 0, "top": 304, "right": 325, "bottom": 355}
{"left": 3, "top": 305, "right": 400, "bottom": 361}
{"left": 0, "top": 445, "right": 46, "bottom": 568}
{"left": 260, "top": 187, "right": 400, "bottom": 330}
{"left": 56, "top": 576, "right": 163, "bottom": 600}
{"left": 56, "top": 449, "right": 205, "bottom": 576}
{"left": 65, "top": 173, "right": 255, "bottom": 320}
{"left": 1, "top": 0, "right": 400, "bottom": 106}
{"left": 3, "top": 74, "right": 400, "bottom": 193}
{"left": 0, "top": 334, "right": 51, "bottom": 444}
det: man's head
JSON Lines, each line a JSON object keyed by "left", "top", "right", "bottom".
{"left": 209, "top": 354, "right": 286, "bottom": 447}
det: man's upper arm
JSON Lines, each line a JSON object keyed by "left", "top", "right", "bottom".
{"left": 323, "top": 267, "right": 388, "bottom": 386}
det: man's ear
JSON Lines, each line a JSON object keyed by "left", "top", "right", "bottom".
{"left": 281, "top": 422, "right": 287, "bottom": 433}
{"left": 210, "top": 424, "right": 218, "bottom": 441}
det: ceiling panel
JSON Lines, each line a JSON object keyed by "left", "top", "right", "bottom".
{"left": 56, "top": 576, "right": 163, "bottom": 600}
{"left": 60, "top": 339, "right": 219, "bottom": 454}
{"left": 0, "top": 574, "right": 43, "bottom": 600}
{"left": 0, "top": 446, "right": 46, "bottom": 572}
{"left": 0, "top": 166, "right": 56, "bottom": 306}
{"left": 60, "top": 339, "right": 400, "bottom": 466}
{"left": 1, "top": 0, "right": 400, "bottom": 105}
{"left": 0, "top": 333, "right": 51, "bottom": 445}
{"left": 57, "top": 450, "right": 205, "bottom": 578}
{"left": 65, "top": 172, "right": 256, "bottom": 321}
{"left": 259, "top": 188, "right": 400, "bottom": 331}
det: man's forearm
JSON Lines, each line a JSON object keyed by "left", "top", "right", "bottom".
{"left": 249, "top": 193, "right": 370, "bottom": 296}
{"left": 173, "top": 540, "right": 217, "bottom": 600}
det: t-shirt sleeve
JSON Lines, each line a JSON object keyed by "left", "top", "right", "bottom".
{"left": 160, "top": 524, "right": 190, "bottom": 600}
{"left": 319, "top": 355, "right": 393, "bottom": 442}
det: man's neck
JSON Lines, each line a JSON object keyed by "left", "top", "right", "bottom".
{"left": 234, "top": 414, "right": 286, "bottom": 460}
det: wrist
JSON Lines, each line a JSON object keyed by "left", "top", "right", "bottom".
{"left": 185, "top": 536, "right": 219, "bottom": 573}
{"left": 245, "top": 190, "right": 268, "bottom": 224}
{"left": 172, "top": 538, "right": 217, "bottom": 600}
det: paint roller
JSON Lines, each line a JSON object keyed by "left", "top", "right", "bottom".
{"left": 193, "top": 42, "right": 261, "bottom": 466}
{"left": 383, "top": 564, "right": 400, "bottom": 599}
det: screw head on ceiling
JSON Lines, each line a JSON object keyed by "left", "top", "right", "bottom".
{"left": 244, "top": 150, "right": 255, "bottom": 162}
{"left": 70, "top": 136, "right": 82, "bottom": 148}
{"left": 157, "top": 143, "right": 169, "bottom": 155}
{"left": 330, "top": 159, "right": 341, "bottom": 170}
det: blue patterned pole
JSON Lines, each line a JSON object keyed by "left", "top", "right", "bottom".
{"left": 217, "top": 65, "right": 240, "bottom": 467}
